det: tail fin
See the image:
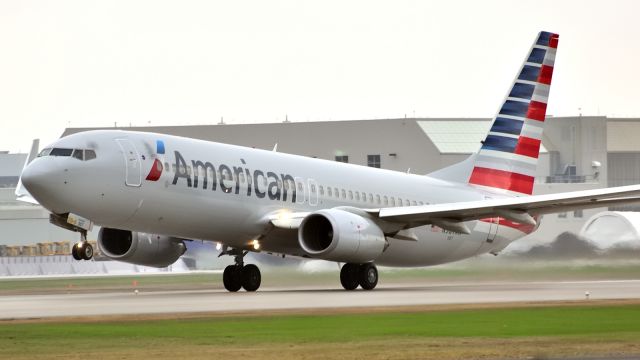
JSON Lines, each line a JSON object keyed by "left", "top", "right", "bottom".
{"left": 15, "top": 139, "right": 40, "bottom": 204}
{"left": 467, "top": 31, "right": 559, "bottom": 195}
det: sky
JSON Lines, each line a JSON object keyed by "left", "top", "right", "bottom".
{"left": 1, "top": 0, "right": 639, "bottom": 152}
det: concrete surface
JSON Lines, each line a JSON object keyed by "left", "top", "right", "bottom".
{"left": 1, "top": 279, "right": 639, "bottom": 319}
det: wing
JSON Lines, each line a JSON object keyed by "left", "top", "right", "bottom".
{"left": 368, "top": 184, "right": 640, "bottom": 232}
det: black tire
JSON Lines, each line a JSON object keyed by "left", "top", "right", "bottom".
{"left": 80, "top": 243, "right": 94, "bottom": 261}
{"left": 241, "top": 264, "right": 261, "bottom": 292}
{"left": 358, "top": 263, "right": 378, "bottom": 290}
{"left": 71, "top": 244, "right": 81, "bottom": 261}
{"left": 223, "top": 265, "right": 242, "bottom": 292}
{"left": 340, "top": 263, "right": 359, "bottom": 290}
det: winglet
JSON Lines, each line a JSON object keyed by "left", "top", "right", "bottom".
{"left": 15, "top": 139, "right": 40, "bottom": 204}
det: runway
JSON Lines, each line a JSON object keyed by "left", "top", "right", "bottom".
{"left": 2, "top": 279, "right": 640, "bottom": 319}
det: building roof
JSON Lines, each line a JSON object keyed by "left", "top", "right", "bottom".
{"left": 416, "top": 119, "right": 548, "bottom": 154}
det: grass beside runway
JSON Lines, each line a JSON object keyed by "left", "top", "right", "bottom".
{"left": 1, "top": 302, "right": 640, "bottom": 359}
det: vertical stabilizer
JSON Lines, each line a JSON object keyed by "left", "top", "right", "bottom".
{"left": 15, "top": 139, "right": 40, "bottom": 204}
{"left": 467, "top": 31, "right": 559, "bottom": 195}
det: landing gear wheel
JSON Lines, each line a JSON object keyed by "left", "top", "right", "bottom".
{"left": 71, "top": 244, "right": 81, "bottom": 261}
{"left": 358, "top": 263, "right": 378, "bottom": 290}
{"left": 79, "top": 243, "right": 94, "bottom": 261}
{"left": 340, "top": 263, "right": 360, "bottom": 290}
{"left": 223, "top": 265, "right": 243, "bottom": 292}
{"left": 241, "top": 264, "right": 261, "bottom": 292}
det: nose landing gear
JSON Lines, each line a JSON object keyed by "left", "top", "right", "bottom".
{"left": 71, "top": 230, "right": 93, "bottom": 261}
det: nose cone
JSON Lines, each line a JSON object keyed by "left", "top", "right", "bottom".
{"left": 21, "top": 160, "right": 51, "bottom": 196}
{"left": 20, "top": 159, "right": 67, "bottom": 212}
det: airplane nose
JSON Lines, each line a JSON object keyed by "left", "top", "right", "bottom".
{"left": 21, "top": 160, "right": 56, "bottom": 202}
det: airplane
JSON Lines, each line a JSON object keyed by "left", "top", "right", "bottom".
{"left": 16, "top": 31, "right": 640, "bottom": 292}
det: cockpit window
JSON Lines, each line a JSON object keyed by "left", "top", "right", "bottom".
{"left": 39, "top": 148, "right": 97, "bottom": 161}
{"left": 85, "top": 150, "right": 96, "bottom": 161}
{"left": 50, "top": 148, "right": 73, "bottom": 156}
{"left": 37, "top": 148, "right": 52, "bottom": 157}
{"left": 72, "top": 149, "right": 83, "bottom": 160}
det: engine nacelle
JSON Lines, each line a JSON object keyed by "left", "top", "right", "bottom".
{"left": 98, "top": 228, "right": 186, "bottom": 268}
{"left": 298, "top": 209, "right": 386, "bottom": 263}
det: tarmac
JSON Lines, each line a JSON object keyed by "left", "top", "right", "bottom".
{"left": 1, "top": 279, "right": 640, "bottom": 319}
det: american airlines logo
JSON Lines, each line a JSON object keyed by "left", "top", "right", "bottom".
{"left": 147, "top": 140, "right": 298, "bottom": 203}
{"left": 145, "top": 140, "right": 165, "bottom": 181}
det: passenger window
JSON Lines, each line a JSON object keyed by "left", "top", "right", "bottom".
{"left": 311, "top": 184, "right": 316, "bottom": 193}
{"left": 319, "top": 186, "right": 324, "bottom": 196}
{"left": 419, "top": 201, "right": 424, "bottom": 206}
{"left": 383, "top": 196, "right": 388, "bottom": 206}
{"left": 348, "top": 191, "right": 353, "bottom": 200}
{"left": 389, "top": 197, "right": 395, "bottom": 206}
{"left": 405, "top": 199, "right": 411, "bottom": 206}
{"left": 327, "top": 187, "right": 332, "bottom": 197}
{"left": 376, "top": 194, "right": 381, "bottom": 204}
{"left": 355, "top": 192, "right": 360, "bottom": 201}
{"left": 84, "top": 150, "right": 96, "bottom": 161}
{"left": 397, "top": 198, "right": 403, "bottom": 206}
{"left": 341, "top": 189, "right": 346, "bottom": 198}
{"left": 298, "top": 183, "right": 304, "bottom": 191}
{"left": 411, "top": 200, "right": 417, "bottom": 206}
{"left": 369, "top": 193, "right": 374, "bottom": 203}
{"left": 335, "top": 188, "right": 339, "bottom": 197}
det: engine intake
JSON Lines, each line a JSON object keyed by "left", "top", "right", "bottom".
{"left": 298, "top": 209, "right": 386, "bottom": 263}
{"left": 98, "top": 228, "right": 186, "bottom": 268}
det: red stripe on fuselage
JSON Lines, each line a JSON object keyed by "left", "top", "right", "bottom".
{"left": 469, "top": 167, "right": 534, "bottom": 194}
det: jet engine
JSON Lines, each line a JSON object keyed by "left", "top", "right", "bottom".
{"left": 298, "top": 209, "right": 387, "bottom": 263}
{"left": 98, "top": 228, "right": 186, "bottom": 268}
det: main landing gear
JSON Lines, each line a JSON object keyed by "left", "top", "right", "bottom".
{"left": 340, "top": 263, "right": 378, "bottom": 290}
{"left": 222, "top": 249, "right": 261, "bottom": 292}
{"left": 71, "top": 230, "right": 93, "bottom": 261}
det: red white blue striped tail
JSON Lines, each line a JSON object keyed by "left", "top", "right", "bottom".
{"left": 468, "top": 31, "right": 559, "bottom": 195}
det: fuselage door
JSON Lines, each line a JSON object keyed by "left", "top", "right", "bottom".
{"left": 294, "top": 177, "right": 305, "bottom": 204}
{"left": 115, "top": 139, "right": 142, "bottom": 187}
{"left": 308, "top": 178, "right": 318, "bottom": 206}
